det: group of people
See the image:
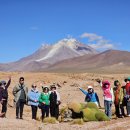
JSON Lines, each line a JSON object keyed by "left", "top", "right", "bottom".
{"left": 1, "top": 76, "right": 130, "bottom": 121}
{"left": 0, "top": 77, "right": 61, "bottom": 121}
{"left": 79, "top": 77, "right": 130, "bottom": 119}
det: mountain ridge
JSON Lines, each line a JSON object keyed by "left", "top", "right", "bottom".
{"left": 0, "top": 38, "right": 98, "bottom": 71}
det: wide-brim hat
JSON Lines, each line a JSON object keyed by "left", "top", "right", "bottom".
{"left": 50, "top": 85, "right": 57, "bottom": 89}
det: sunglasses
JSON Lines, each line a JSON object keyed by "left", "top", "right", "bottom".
{"left": 32, "top": 86, "right": 37, "bottom": 88}
{"left": 0, "top": 83, "right": 6, "bottom": 86}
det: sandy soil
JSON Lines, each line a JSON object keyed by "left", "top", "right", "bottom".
{"left": 0, "top": 72, "right": 130, "bottom": 130}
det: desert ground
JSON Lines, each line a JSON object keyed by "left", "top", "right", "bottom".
{"left": 0, "top": 72, "right": 130, "bottom": 130}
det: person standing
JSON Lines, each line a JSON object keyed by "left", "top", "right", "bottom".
{"left": 0, "top": 76, "right": 11, "bottom": 118}
{"left": 13, "top": 77, "right": 28, "bottom": 119}
{"left": 49, "top": 85, "right": 61, "bottom": 119}
{"left": 79, "top": 85, "right": 101, "bottom": 107}
{"left": 113, "top": 80, "right": 126, "bottom": 118}
{"left": 102, "top": 80, "right": 114, "bottom": 119}
{"left": 125, "top": 77, "right": 130, "bottom": 116}
{"left": 39, "top": 86, "right": 50, "bottom": 121}
{"left": 28, "top": 83, "right": 40, "bottom": 120}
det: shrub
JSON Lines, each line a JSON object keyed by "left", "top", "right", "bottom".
{"left": 71, "top": 118, "right": 84, "bottom": 125}
{"left": 82, "top": 108, "right": 98, "bottom": 121}
{"left": 80, "top": 103, "right": 88, "bottom": 110}
{"left": 87, "top": 102, "right": 99, "bottom": 110}
{"left": 68, "top": 102, "right": 82, "bottom": 113}
{"left": 95, "top": 111, "right": 110, "bottom": 121}
{"left": 60, "top": 107, "right": 68, "bottom": 115}
{"left": 43, "top": 117, "right": 57, "bottom": 124}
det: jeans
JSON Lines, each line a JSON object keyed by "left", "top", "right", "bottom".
{"left": 104, "top": 100, "right": 112, "bottom": 118}
{"left": 126, "top": 101, "right": 130, "bottom": 115}
{"left": 31, "top": 105, "right": 38, "bottom": 120}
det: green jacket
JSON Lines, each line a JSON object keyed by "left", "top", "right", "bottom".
{"left": 13, "top": 84, "right": 28, "bottom": 104}
{"left": 39, "top": 92, "right": 50, "bottom": 105}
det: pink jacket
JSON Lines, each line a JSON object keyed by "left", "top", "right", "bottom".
{"left": 102, "top": 81, "right": 113, "bottom": 101}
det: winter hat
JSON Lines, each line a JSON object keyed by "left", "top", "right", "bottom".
{"left": 127, "top": 77, "right": 130, "bottom": 81}
{"left": 87, "top": 86, "right": 93, "bottom": 89}
{"left": 0, "top": 80, "right": 6, "bottom": 85}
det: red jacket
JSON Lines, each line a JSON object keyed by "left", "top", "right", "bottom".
{"left": 125, "top": 83, "right": 130, "bottom": 95}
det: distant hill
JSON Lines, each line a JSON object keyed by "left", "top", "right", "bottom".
{"left": 46, "top": 50, "right": 130, "bottom": 73}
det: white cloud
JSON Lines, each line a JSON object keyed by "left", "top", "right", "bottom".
{"left": 80, "top": 33, "right": 115, "bottom": 50}
{"left": 81, "top": 33, "right": 103, "bottom": 41}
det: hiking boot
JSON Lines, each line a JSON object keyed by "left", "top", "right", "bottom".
{"left": 0, "top": 113, "right": 5, "bottom": 118}
{"left": 20, "top": 117, "right": 23, "bottom": 120}
{"left": 123, "top": 115, "right": 127, "bottom": 117}
{"left": 127, "top": 114, "right": 130, "bottom": 117}
{"left": 118, "top": 116, "right": 123, "bottom": 118}
{"left": 16, "top": 116, "right": 19, "bottom": 119}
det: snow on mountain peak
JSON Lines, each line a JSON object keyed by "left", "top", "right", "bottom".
{"left": 56, "top": 38, "right": 81, "bottom": 49}
{"left": 41, "top": 44, "right": 50, "bottom": 49}
{"left": 36, "top": 38, "right": 97, "bottom": 62}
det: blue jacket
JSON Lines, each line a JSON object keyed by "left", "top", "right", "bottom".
{"left": 28, "top": 89, "right": 41, "bottom": 106}
{"left": 79, "top": 88, "right": 99, "bottom": 103}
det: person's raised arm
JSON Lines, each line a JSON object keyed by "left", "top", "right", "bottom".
{"left": 79, "top": 87, "right": 88, "bottom": 95}
{"left": 5, "top": 76, "right": 11, "bottom": 89}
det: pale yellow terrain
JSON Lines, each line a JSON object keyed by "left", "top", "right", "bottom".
{"left": 0, "top": 72, "right": 130, "bottom": 130}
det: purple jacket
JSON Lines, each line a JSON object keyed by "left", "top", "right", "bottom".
{"left": 0, "top": 79, "right": 11, "bottom": 101}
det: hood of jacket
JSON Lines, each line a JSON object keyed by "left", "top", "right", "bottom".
{"left": 102, "top": 80, "right": 111, "bottom": 90}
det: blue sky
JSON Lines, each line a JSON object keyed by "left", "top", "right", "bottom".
{"left": 0, "top": 0, "right": 130, "bottom": 63}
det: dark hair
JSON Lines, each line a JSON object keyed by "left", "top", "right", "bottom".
{"left": 19, "top": 77, "right": 24, "bottom": 81}
{"left": 43, "top": 87, "right": 49, "bottom": 92}
{"left": 114, "top": 80, "right": 120, "bottom": 86}
{"left": 88, "top": 88, "right": 94, "bottom": 93}
{"left": 124, "top": 78, "right": 128, "bottom": 82}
